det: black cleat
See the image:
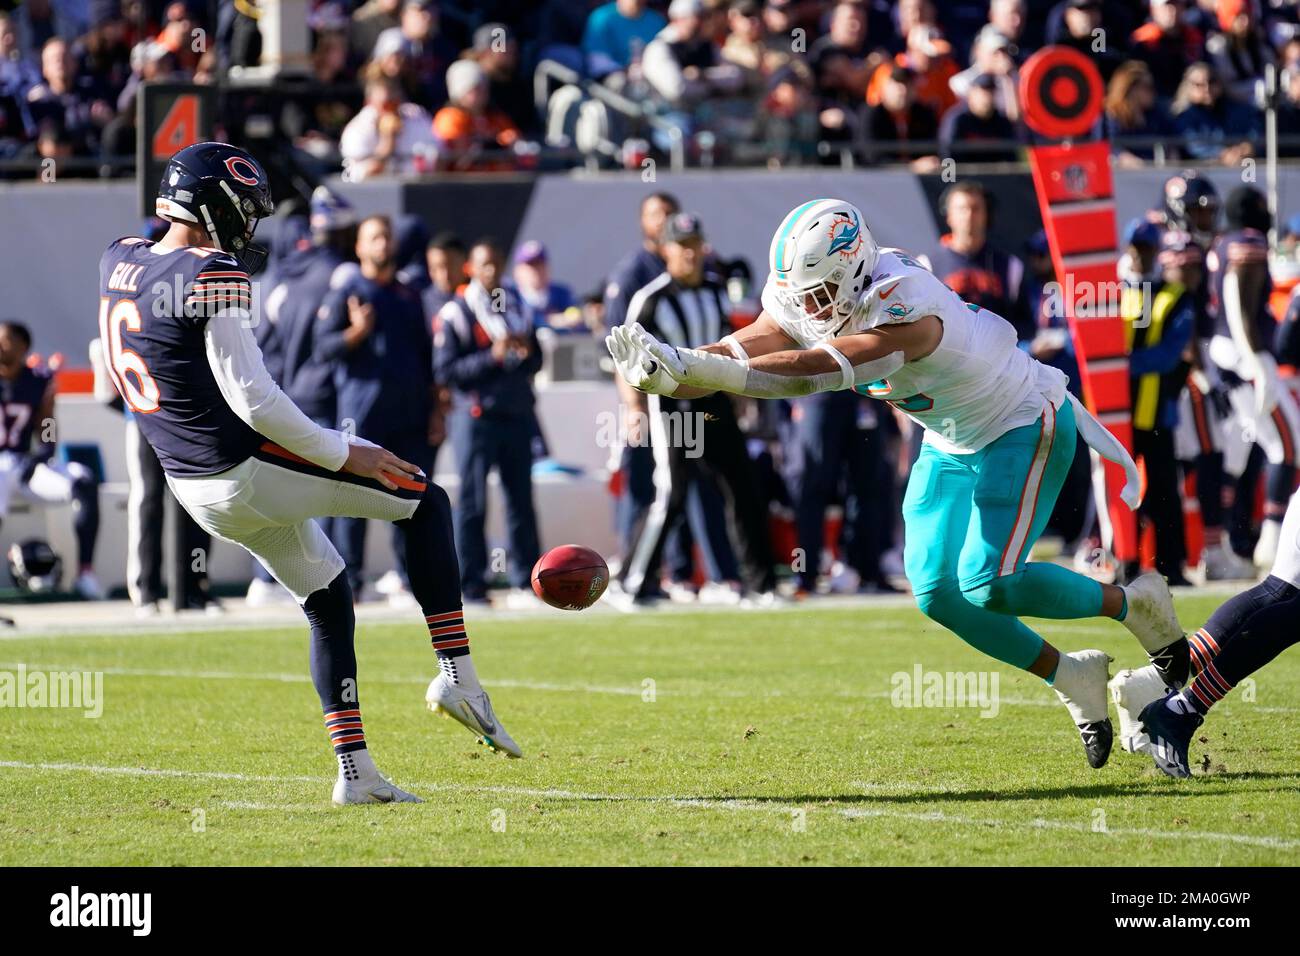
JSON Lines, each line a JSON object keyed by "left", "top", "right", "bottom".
{"left": 1138, "top": 692, "right": 1203, "bottom": 779}
{"left": 1078, "top": 719, "right": 1114, "bottom": 769}
{"left": 1148, "top": 637, "right": 1190, "bottom": 689}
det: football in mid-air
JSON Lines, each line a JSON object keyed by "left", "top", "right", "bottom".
{"left": 531, "top": 545, "right": 608, "bottom": 610}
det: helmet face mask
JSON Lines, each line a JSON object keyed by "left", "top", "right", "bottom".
{"left": 769, "top": 199, "right": 877, "bottom": 344}
{"left": 156, "top": 142, "right": 275, "bottom": 272}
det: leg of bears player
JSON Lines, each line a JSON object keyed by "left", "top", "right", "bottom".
{"left": 167, "top": 444, "right": 520, "bottom": 805}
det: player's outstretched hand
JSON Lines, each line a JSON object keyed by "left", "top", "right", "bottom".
{"left": 343, "top": 442, "right": 422, "bottom": 491}
{"left": 627, "top": 323, "right": 686, "bottom": 378}
{"left": 606, "top": 325, "right": 682, "bottom": 395}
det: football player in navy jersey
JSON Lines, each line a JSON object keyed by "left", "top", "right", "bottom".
{"left": 1204, "top": 187, "right": 1300, "bottom": 569}
{"left": 97, "top": 142, "right": 519, "bottom": 805}
{"left": 1161, "top": 172, "right": 1255, "bottom": 581}
{"left": 0, "top": 320, "right": 102, "bottom": 599}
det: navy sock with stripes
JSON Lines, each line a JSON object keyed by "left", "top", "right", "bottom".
{"left": 393, "top": 484, "right": 481, "bottom": 688}
{"left": 1172, "top": 575, "right": 1300, "bottom": 716}
{"left": 303, "top": 573, "right": 366, "bottom": 754}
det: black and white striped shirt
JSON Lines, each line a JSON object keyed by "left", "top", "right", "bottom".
{"left": 624, "top": 271, "right": 729, "bottom": 350}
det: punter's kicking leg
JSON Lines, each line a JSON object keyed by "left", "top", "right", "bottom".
{"left": 173, "top": 486, "right": 420, "bottom": 804}
{"left": 905, "top": 412, "right": 1113, "bottom": 768}
{"left": 170, "top": 450, "right": 520, "bottom": 804}
{"left": 247, "top": 447, "right": 522, "bottom": 758}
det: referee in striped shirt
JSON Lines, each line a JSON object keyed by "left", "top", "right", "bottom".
{"left": 616, "top": 212, "right": 777, "bottom": 604}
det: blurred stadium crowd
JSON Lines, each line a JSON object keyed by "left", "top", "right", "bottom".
{"left": 3, "top": 0, "right": 1300, "bottom": 177}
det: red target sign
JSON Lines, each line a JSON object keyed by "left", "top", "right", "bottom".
{"left": 1019, "top": 46, "right": 1104, "bottom": 140}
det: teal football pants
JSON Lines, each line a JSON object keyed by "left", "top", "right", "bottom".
{"left": 901, "top": 399, "right": 1106, "bottom": 670}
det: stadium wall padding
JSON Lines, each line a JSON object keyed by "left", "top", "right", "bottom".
{"left": 6, "top": 167, "right": 1300, "bottom": 360}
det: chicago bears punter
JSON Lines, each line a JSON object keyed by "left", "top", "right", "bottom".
{"left": 97, "top": 142, "right": 520, "bottom": 805}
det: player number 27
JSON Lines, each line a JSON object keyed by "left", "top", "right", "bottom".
{"left": 98, "top": 297, "right": 161, "bottom": 414}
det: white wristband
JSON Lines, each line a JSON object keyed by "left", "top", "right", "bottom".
{"left": 721, "top": 334, "right": 750, "bottom": 362}
{"left": 815, "top": 342, "right": 855, "bottom": 391}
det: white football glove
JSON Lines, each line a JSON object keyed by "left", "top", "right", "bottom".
{"left": 627, "top": 322, "right": 688, "bottom": 377}
{"left": 605, "top": 325, "right": 681, "bottom": 395}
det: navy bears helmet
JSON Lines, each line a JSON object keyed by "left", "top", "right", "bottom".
{"left": 1163, "top": 171, "right": 1220, "bottom": 246}
{"left": 155, "top": 142, "right": 275, "bottom": 273}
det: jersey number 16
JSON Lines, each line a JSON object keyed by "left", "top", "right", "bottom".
{"left": 98, "top": 297, "right": 161, "bottom": 414}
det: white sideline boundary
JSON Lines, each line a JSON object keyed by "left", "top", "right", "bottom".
{"left": 1, "top": 759, "right": 1297, "bottom": 852}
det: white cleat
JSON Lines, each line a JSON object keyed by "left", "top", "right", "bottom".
{"left": 73, "top": 570, "right": 105, "bottom": 600}
{"left": 1052, "top": 649, "right": 1114, "bottom": 769}
{"left": 426, "top": 674, "right": 522, "bottom": 758}
{"left": 1108, "top": 664, "right": 1170, "bottom": 754}
{"left": 1254, "top": 519, "right": 1281, "bottom": 569}
{"left": 1199, "top": 543, "right": 1256, "bottom": 582}
{"left": 1120, "top": 572, "right": 1183, "bottom": 655}
{"left": 331, "top": 751, "right": 422, "bottom": 805}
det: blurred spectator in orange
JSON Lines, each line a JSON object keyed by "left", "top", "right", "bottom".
{"left": 433, "top": 59, "right": 520, "bottom": 170}
{"left": 867, "top": 25, "right": 958, "bottom": 118}
{"left": 340, "top": 74, "right": 436, "bottom": 179}
{"left": 1106, "top": 60, "right": 1178, "bottom": 166}
{"left": 1130, "top": 0, "right": 1205, "bottom": 100}
{"left": 154, "top": 2, "right": 202, "bottom": 74}
{"left": 865, "top": 64, "right": 939, "bottom": 168}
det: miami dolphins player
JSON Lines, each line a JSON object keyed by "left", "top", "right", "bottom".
{"left": 608, "top": 198, "right": 1185, "bottom": 768}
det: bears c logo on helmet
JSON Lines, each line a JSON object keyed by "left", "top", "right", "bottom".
{"left": 224, "top": 156, "right": 260, "bottom": 186}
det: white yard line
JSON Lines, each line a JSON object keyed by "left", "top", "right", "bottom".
{"left": 1, "top": 759, "right": 1296, "bottom": 852}
{"left": 3, "top": 659, "right": 1296, "bottom": 712}
{"left": 839, "top": 807, "right": 1300, "bottom": 851}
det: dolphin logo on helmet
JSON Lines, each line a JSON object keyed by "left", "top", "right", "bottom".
{"left": 768, "top": 198, "right": 879, "bottom": 345}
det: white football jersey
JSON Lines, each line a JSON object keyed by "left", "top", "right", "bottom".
{"left": 761, "top": 247, "right": 1067, "bottom": 454}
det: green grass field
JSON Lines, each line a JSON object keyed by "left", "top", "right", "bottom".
{"left": 2, "top": 594, "right": 1299, "bottom": 866}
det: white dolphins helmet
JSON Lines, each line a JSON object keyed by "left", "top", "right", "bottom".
{"left": 768, "top": 198, "right": 879, "bottom": 342}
